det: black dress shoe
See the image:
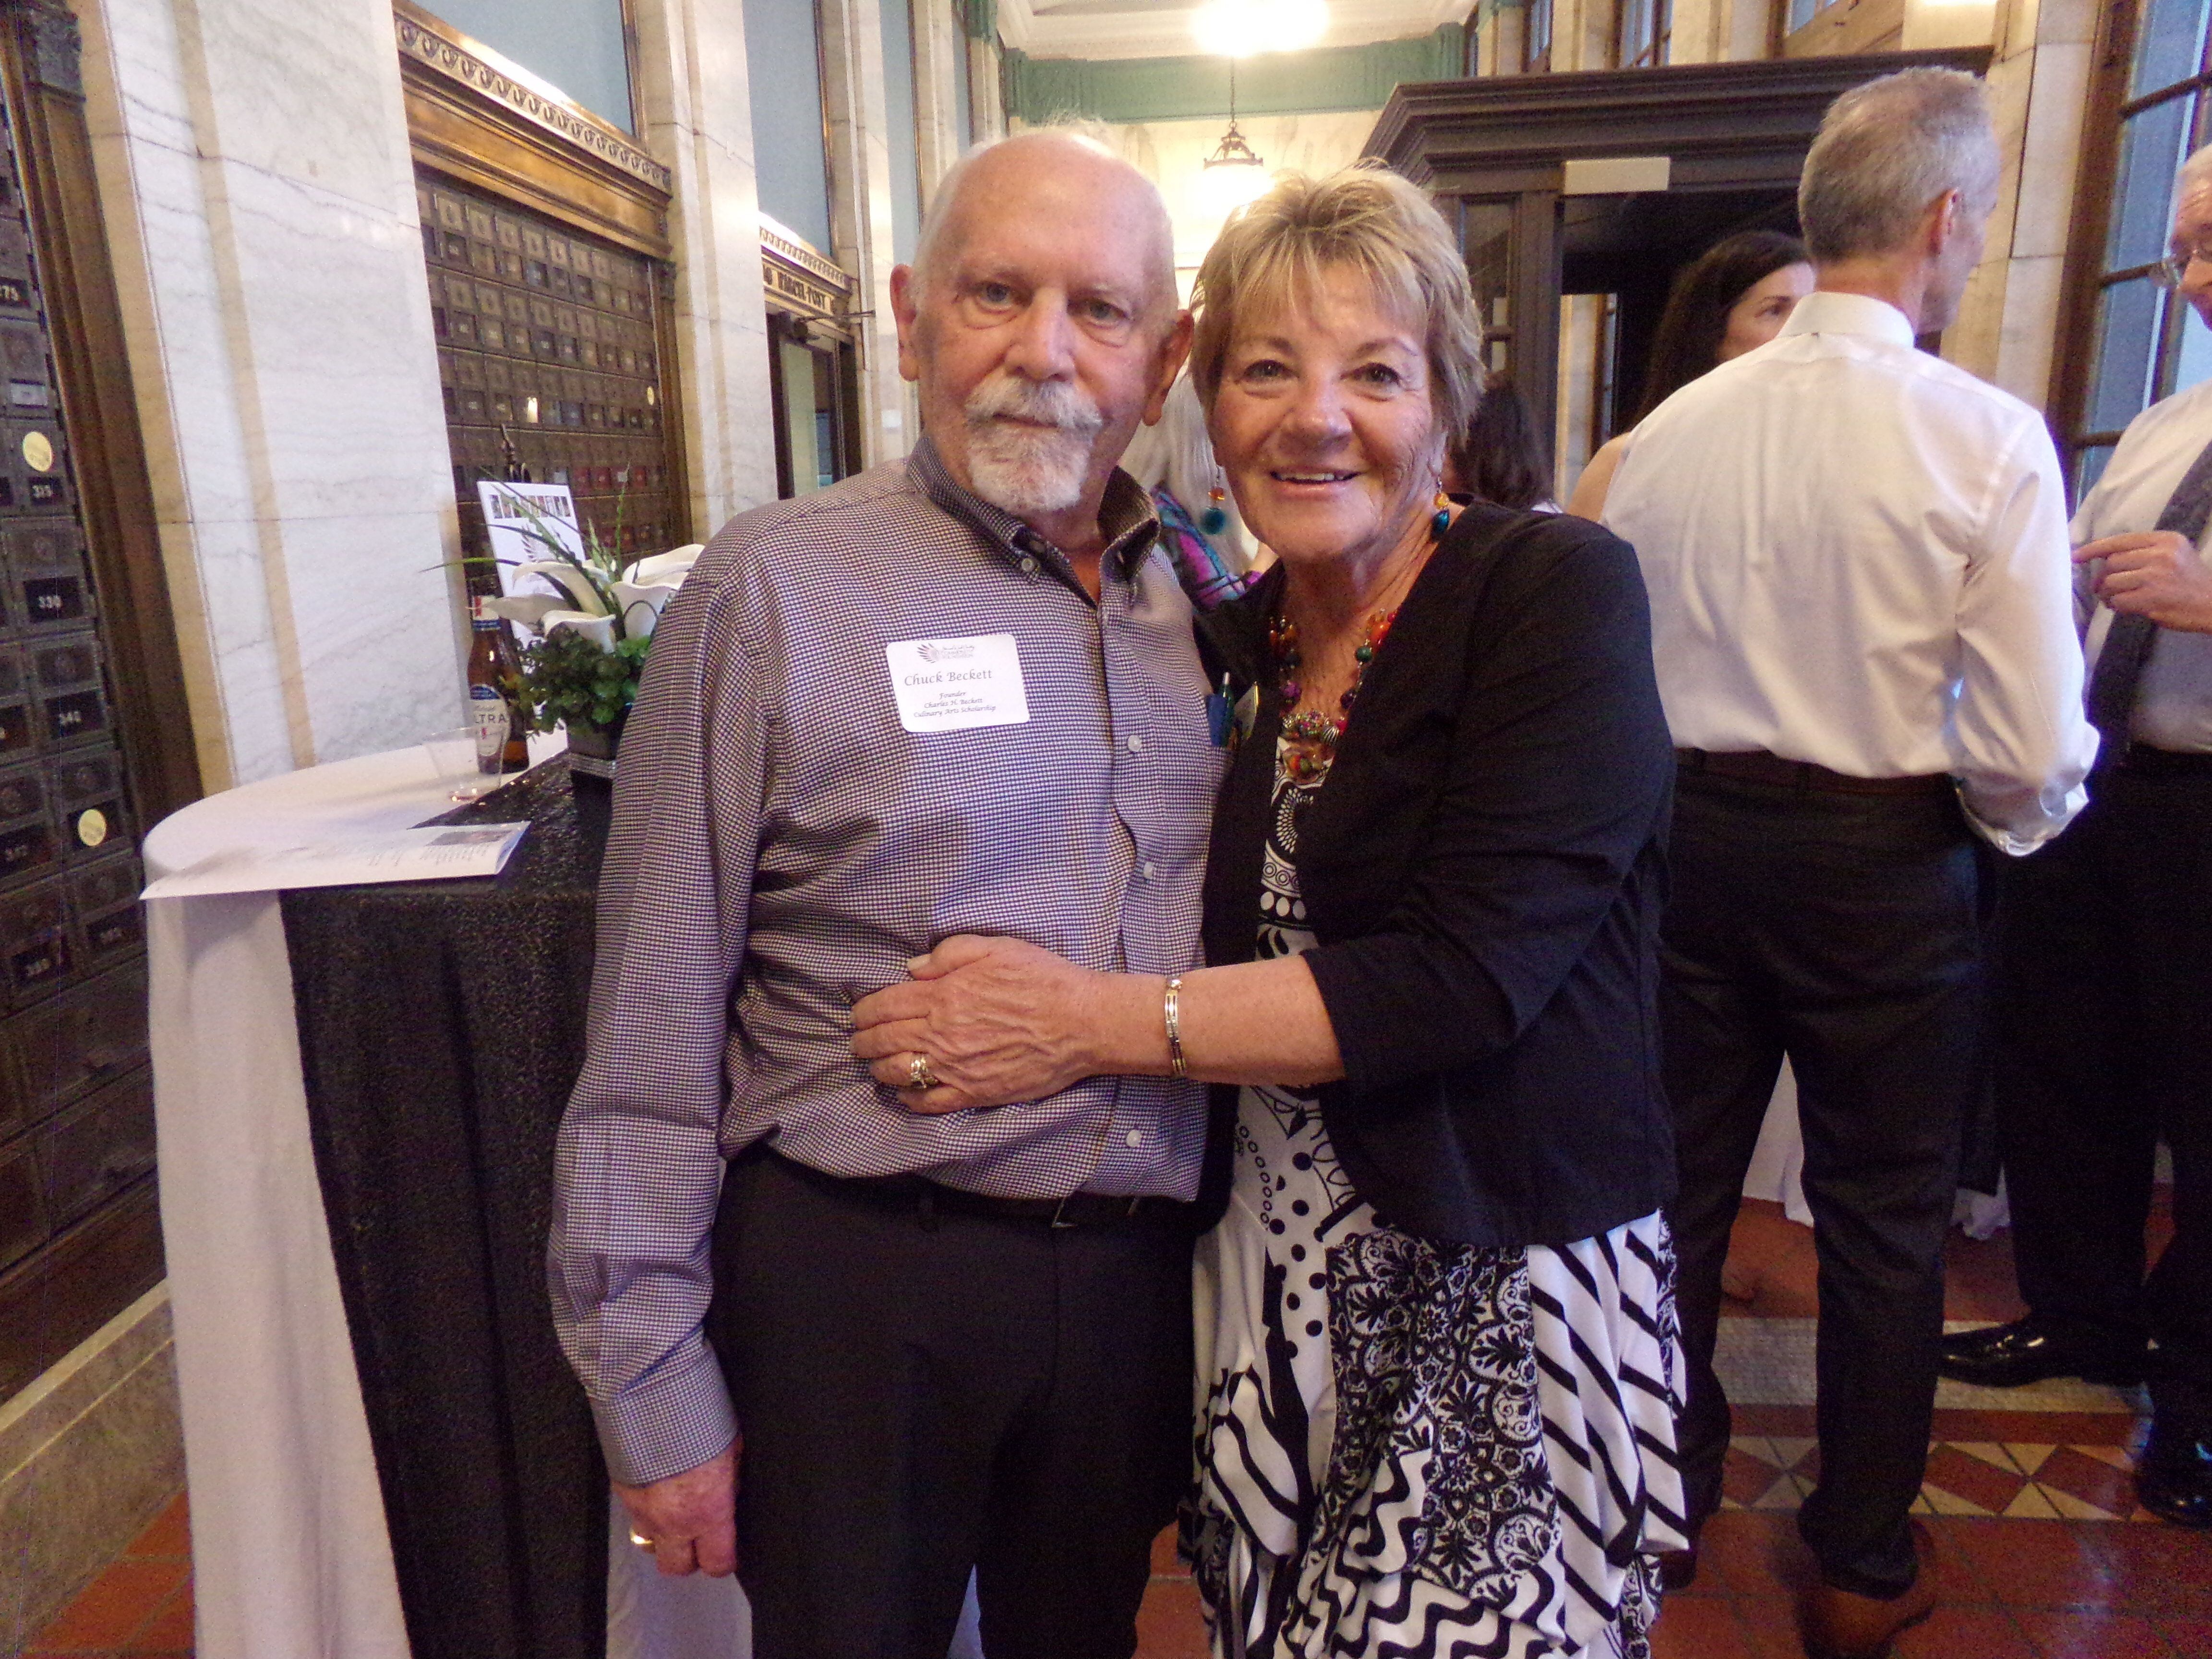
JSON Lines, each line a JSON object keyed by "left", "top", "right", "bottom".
{"left": 2137, "top": 1423, "right": 2212, "bottom": 1528}
{"left": 1937, "top": 1316, "right": 2146, "bottom": 1388}
{"left": 1657, "top": 1546, "right": 1698, "bottom": 1591}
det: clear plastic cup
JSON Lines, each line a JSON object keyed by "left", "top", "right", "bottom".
{"left": 423, "top": 726, "right": 492, "bottom": 803}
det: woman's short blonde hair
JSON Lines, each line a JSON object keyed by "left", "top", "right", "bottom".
{"left": 1189, "top": 163, "right": 1485, "bottom": 446}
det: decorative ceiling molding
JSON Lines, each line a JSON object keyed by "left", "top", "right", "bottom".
{"left": 759, "top": 219, "right": 856, "bottom": 295}
{"left": 393, "top": 2, "right": 670, "bottom": 194}
{"left": 1005, "top": 26, "right": 1464, "bottom": 123}
{"left": 1013, "top": 0, "right": 1471, "bottom": 61}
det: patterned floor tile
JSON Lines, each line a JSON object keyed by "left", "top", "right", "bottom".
{"left": 1926, "top": 1443, "right": 2035, "bottom": 1515}
{"left": 2035, "top": 1447, "right": 2141, "bottom": 1519}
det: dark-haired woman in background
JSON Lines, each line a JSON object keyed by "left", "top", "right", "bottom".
{"left": 1568, "top": 229, "right": 1811, "bottom": 520}
{"left": 1450, "top": 372, "right": 1558, "bottom": 512}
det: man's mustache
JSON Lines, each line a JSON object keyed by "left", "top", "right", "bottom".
{"left": 964, "top": 377, "right": 1106, "bottom": 437}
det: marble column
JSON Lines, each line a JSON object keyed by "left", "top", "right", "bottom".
{"left": 629, "top": 0, "right": 780, "bottom": 532}
{"left": 821, "top": 0, "right": 912, "bottom": 468}
{"left": 1941, "top": 0, "right": 2097, "bottom": 409}
{"left": 75, "top": 0, "right": 464, "bottom": 789}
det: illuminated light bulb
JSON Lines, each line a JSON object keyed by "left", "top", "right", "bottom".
{"left": 1199, "top": 154, "right": 1275, "bottom": 219}
{"left": 1191, "top": 0, "right": 1327, "bottom": 57}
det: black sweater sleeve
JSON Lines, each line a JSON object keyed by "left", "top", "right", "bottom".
{"left": 1301, "top": 522, "right": 1673, "bottom": 1094}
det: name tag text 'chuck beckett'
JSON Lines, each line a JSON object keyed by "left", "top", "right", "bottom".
{"left": 884, "top": 634, "right": 1031, "bottom": 733}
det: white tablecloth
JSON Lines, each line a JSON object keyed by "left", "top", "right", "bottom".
{"left": 1745, "top": 1061, "right": 2009, "bottom": 1238}
{"left": 145, "top": 742, "right": 747, "bottom": 1659}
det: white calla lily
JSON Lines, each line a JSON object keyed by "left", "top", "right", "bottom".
{"left": 516, "top": 560, "right": 610, "bottom": 616}
{"left": 628, "top": 544, "right": 704, "bottom": 585}
{"left": 542, "top": 610, "right": 618, "bottom": 650}
{"left": 613, "top": 579, "right": 684, "bottom": 641}
{"left": 481, "top": 592, "right": 567, "bottom": 632}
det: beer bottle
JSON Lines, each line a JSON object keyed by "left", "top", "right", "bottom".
{"left": 467, "top": 596, "right": 529, "bottom": 774}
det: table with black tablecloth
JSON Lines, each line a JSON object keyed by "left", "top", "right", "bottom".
{"left": 146, "top": 749, "right": 748, "bottom": 1659}
{"left": 281, "top": 760, "right": 609, "bottom": 1659}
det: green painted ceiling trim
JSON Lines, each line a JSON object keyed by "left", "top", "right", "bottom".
{"left": 962, "top": 0, "right": 997, "bottom": 43}
{"left": 1004, "top": 27, "right": 1467, "bottom": 124}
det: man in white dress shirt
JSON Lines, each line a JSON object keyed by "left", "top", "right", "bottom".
{"left": 1939, "top": 146, "right": 2212, "bottom": 1529}
{"left": 1604, "top": 68, "right": 2098, "bottom": 1657}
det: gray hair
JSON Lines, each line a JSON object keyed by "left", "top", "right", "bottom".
{"left": 910, "top": 124, "right": 1175, "bottom": 318}
{"left": 1121, "top": 374, "right": 1253, "bottom": 566}
{"left": 2179, "top": 142, "right": 2212, "bottom": 202}
{"left": 1798, "top": 68, "right": 1999, "bottom": 263}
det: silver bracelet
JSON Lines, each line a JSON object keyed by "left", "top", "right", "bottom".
{"left": 1164, "top": 975, "right": 1188, "bottom": 1081}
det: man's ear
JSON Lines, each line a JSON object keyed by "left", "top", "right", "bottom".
{"left": 1141, "top": 310, "right": 1195, "bottom": 426}
{"left": 890, "top": 264, "right": 923, "bottom": 385}
{"left": 1926, "top": 189, "right": 1963, "bottom": 257}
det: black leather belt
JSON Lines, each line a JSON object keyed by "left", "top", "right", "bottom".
{"left": 1674, "top": 748, "right": 1952, "bottom": 798}
{"left": 773, "top": 1152, "right": 1176, "bottom": 1229}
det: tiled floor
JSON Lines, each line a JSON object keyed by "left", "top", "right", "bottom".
{"left": 23, "top": 1495, "right": 192, "bottom": 1657}
{"left": 26, "top": 1200, "right": 2202, "bottom": 1658}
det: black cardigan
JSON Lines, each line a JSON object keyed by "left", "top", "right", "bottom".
{"left": 1196, "top": 505, "right": 1677, "bottom": 1249}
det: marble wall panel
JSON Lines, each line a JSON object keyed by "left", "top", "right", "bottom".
{"left": 77, "top": 0, "right": 465, "bottom": 789}
{"left": 631, "top": 0, "right": 780, "bottom": 531}
{"left": 2012, "top": 40, "right": 2092, "bottom": 263}
{"left": 1995, "top": 249, "right": 2066, "bottom": 406}
{"left": 821, "top": 0, "right": 910, "bottom": 468}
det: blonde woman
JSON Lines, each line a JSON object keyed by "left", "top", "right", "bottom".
{"left": 853, "top": 167, "right": 1686, "bottom": 1658}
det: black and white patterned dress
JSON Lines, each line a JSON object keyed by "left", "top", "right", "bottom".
{"left": 1187, "top": 740, "right": 1689, "bottom": 1659}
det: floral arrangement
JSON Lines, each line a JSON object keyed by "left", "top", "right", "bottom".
{"left": 476, "top": 493, "right": 701, "bottom": 741}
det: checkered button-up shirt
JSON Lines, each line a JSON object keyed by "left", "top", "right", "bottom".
{"left": 549, "top": 437, "right": 1224, "bottom": 1484}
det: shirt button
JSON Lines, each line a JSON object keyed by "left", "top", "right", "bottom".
{"left": 1142, "top": 860, "right": 1158, "bottom": 879}
{"left": 1126, "top": 733, "right": 1143, "bottom": 753}
{"left": 1125, "top": 1129, "right": 1143, "bottom": 1148}
{"left": 1019, "top": 556, "right": 1039, "bottom": 577}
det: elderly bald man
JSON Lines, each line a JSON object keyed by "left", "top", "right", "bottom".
{"left": 548, "top": 132, "right": 1210, "bottom": 1658}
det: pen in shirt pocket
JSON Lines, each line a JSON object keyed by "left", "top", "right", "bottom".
{"left": 1205, "top": 673, "right": 1234, "bottom": 747}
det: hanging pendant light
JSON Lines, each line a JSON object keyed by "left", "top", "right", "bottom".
{"left": 1199, "top": 59, "right": 1271, "bottom": 216}
{"left": 1191, "top": 0, "right": 1327, "bottom": 216}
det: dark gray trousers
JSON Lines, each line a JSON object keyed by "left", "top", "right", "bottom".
{"left": 1659, "top": 773, "right": 1981, "bottom": 1600}
{"left": 1995, "top": 760, "right": 2212, "bottom": 1436}
{"left": 708, "top": 1150, "right": 1195, "bottom": 1659}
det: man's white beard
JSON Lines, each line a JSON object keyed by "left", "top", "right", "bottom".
{"left": 962, "top": 373, "right": 1106, "bottom": 518}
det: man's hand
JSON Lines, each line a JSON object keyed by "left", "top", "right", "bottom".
{"left": 614, "top": 1440, "right": 739, "bottom": 1577}
{"left": 850, "top": 935, "right": 1103, "bottom": 1113}
{"left": 2077, "top": 531, "right": 2212, "bottom": 633}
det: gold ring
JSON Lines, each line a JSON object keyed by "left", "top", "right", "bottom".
{"left": 629, "top": 1529, "right": 655, "bottom": 1550}
{"left": 908, "top": 1053, "right": 939, "bottom": 1090}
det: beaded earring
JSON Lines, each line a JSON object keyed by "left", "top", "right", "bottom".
{"left": 1430, "top": 489, "right": 1453, "bottom": 540}
{"left": 1200, "top": 479, "right": 1229, "bottom": 537}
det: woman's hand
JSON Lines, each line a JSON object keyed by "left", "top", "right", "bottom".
{"left": 850, "top": 936, "right": 1109, "bottom": 1113}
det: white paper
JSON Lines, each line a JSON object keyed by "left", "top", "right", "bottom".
{"left": 884, "top": 634, "right": 1030, "bottom": 734}
{"left": 477, "top": 481, "right": 585, "bottom": 584}
{"left": 141, "top": 824, "right": 529, "bottom": 899}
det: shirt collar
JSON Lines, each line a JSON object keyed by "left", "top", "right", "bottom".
{"left": 907, "top": 432, "right": 1159, "bottom": 584}
{"left": 1777, "top": 289, "right": 1919, "bottom": 349}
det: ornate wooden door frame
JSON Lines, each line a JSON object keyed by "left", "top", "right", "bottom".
{"left": 1368, "top": 47, "right": 1994, "bottom": 444}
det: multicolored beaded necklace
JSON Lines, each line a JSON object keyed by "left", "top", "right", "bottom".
{"left": 1268, "top": 607, "right": 1398, "bottom": 784}
{"left": 1266, "top": 492, "right": 1451, "bottom": 784}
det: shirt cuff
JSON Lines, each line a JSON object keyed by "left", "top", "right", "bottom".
{"left": 591, "top": 1342, "right": 738, "bottom": 1488}
{"left": 1959, "top": 780, "right": 2089, "bottom": 858}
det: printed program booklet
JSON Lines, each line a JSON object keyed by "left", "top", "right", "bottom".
{"left": 141, "top": 824, "right": 529, "bottom": 899}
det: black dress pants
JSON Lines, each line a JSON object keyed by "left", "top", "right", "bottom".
{"left": 1993, "top": 761, "right": 2212, "bottom": 1436}
{"left": 707, "top": 1150, "right": 1196, "bottom": 1659}
{"left": 1660, "top": 774, "right": 1981, "bottom": 1600}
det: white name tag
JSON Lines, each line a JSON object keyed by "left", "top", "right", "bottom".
{"left": 884, "top": 633, "right": 1031, "bottom": 734}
